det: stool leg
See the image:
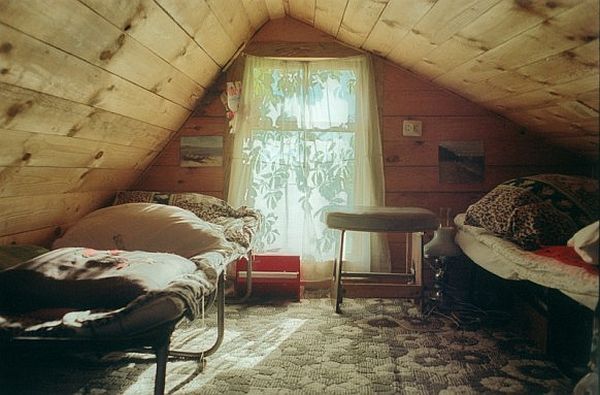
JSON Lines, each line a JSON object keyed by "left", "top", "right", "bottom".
{"left": 335, "top": 230, "right": 346, "bottom": 313}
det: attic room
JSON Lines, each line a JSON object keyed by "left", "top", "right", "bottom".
{"left": 0, "top": 0, "right": 598, "bottom": 393}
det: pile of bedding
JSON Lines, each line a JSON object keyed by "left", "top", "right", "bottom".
{"left": 464, "top": 174, "right": 598, "bottom": 250}
{"left": 0, "top": 247, "right": 215, "bottom": 337}
{"left": 455, "top": 214, "right": 598, "bottom": 309}
{"left": 457, "top": 174, "right": 599, "bottom": 309}
{"left": 0, "top": 194, "right": 262, "bottom": 338}
{"left": 113, "top": 191, "right": 262, "bottom": 252}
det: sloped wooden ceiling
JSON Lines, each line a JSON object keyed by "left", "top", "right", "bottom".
{"left": 0, "top": 0, "right": 597, "bottom": 245}
{"left": 296, "top": 0, "right": 599, "bottom": 158}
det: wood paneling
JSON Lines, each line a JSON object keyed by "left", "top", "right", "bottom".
{"left": 0, "top": 129, "right": 155, "bottom": 169}
{"left": 0, "top": 84, "right": 174, "bottom": 150}
{"left": 81, "top": 0, "right": 220, "bottom": 89}
{"left": 0, "top": 0, "right": 203, "bottom": 110}
{"left": 336, "top": 0, "right": 388, "bottom": 48}
{"left": 0, "top": 167, "right": 140, "bottom": 198}
{"left": 0, "top": 0, "right": 245, "bottom": 243}
{"left": 136, "top": 166, "right": 225, "bottom": 193}
{"left": 0, "top": 24, "right": 189, "bottom": 130}
{"left": 0, "top": 192, "right": 113, "bottom": 239}
{"left": 155, "top": 0, "right": 238, "bottom": 67}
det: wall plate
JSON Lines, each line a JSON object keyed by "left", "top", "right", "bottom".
{"left": 402, "top": 120, "right": 422, "bottom": 136}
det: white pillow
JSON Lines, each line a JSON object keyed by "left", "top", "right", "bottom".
{"left": 53, "top": 203, "right": 229, "bottom": 258}
{"left": 567, "top": 221, "right": 599, "bottom": 265}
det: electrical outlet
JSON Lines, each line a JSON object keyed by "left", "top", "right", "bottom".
{"left": 402, "top": 120, "right": 422, "bottom": 136}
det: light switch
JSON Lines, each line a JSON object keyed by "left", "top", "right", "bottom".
{"left": 402, "top": 120, "right": 422, "bottom": 136}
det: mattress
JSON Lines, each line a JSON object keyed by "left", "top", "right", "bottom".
{"left": 455, "top": 214, "right": 598, "bottom": 310}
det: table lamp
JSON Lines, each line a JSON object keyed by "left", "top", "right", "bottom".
{"left": 424, "top": 226, "right": 461, "bottom": 312}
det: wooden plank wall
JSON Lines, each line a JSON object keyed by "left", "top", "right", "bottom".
{"left": 137, "top": 18, "right": 590, "bottom": 272}
{"left": 0, "top": 0, "right": 265, "bottom": 246}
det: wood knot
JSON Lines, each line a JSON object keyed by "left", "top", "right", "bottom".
{"left": 95, "top": 151, "right": 104, "bottom": 159}
{"left": 22, "top": 152, "right": 32, "bottom": 161}
{"left": 0, "top": 42, "right": 13, "bottom": 54}
{"left": 545, "top": 1, "right": 557, "bottom": 8}
{"left": 54, "top": 226, "right": 63, "bottom": 236}
{"left": 6, "top": 103, "right": 24, "bottom": 119}
{"left": 6, "top": 100, "right": 32, "bottom": 120}
{"left": 514, "top": 0, "right": 533, "bottom": 9}
{"left": 99, "top": 49, "right": 113, "bottom": 60}
{"left": 1, "top": 68, "right": 9, "bottom": 74}
{"left": 67, "top": 125, "right": 80, "bottom": 137}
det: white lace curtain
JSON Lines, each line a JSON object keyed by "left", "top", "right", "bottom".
{"left": 228, "top": 55, "right": 389, "bottom": 282}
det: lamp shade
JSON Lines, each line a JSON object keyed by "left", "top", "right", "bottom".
{"left": 424, "top": 227, "right": 461, "bottom": 257}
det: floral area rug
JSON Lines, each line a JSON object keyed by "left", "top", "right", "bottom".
{"left": 0, "top": 298, "right": 573, "bottom": 394}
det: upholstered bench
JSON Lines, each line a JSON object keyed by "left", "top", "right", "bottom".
{"left": 325, "top": 207, "right": 439, "bottom": 313}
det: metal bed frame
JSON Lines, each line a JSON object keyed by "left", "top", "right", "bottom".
{"left": 1, "top": 253, "right": 255, "bottom": 395}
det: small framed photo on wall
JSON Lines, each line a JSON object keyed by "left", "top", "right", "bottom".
{"left": 439, "top": 141, "right": 484, "bottom": 184}
{"left": 180, "top": 136, "right": 223, "bottom": 167}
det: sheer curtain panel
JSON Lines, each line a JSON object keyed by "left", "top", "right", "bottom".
{"left": 228, "top": 55, "right": 389, "bottom": 283}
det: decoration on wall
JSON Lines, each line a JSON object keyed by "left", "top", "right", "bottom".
{"left": 180, "top": 136, "right": 223, "bottom": 167}
{"left": 220, "top": 81, "right": 241, "bottom": 133}
{"left": 439, "top": 141, "right": 484, "bottom": 184}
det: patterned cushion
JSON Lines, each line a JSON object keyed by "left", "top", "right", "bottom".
{"left": 465, "top": 174, "right": 598, "bottom": 250}
{"left": 509, "top": 201, "right": 579, "bottom": 250}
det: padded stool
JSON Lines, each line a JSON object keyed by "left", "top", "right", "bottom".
{"left": 325, "top": 206, "right": 439, "bottom": 313}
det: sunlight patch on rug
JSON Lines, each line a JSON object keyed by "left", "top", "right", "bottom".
{"left": 121, "top": 317, "right": 307, "bottom": 394}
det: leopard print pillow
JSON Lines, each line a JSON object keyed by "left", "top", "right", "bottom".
{"left": 509, "top": 201, "right": 579, "bottom": 250}
{"left": 465, "top": 185, "right": 539, "bottom": 238}
{"left": 465, "top": 184, "right": 580, "bottom": 250}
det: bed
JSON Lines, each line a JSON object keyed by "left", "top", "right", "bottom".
{"left": 0, "top": 191, "right": 261, "bottom": 395}
{"left": 454, "top": 174, "right": 598, "bottom": 379}
{"left": 454, "top": 173, "right": 598, "bottom": 310}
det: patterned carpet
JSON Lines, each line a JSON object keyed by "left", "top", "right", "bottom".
{"left": 1, "top": 298, "right": 573, "bottom": 394}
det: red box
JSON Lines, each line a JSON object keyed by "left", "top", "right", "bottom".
{"left": 235, "top": 254, "right": 301, "bottom": 300}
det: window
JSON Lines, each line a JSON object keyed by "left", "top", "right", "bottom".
{"left": 228, "top": 55, "right": 388, "bottom": 281}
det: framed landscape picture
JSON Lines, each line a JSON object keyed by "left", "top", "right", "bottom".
{"left": 180, "top": 136, "right": 223, "bottom": 167}
{"left": 439, "top": 140, "right": 484, "bottom": 184}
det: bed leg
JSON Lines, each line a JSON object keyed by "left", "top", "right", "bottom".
{"left": 334, "top": 230, "right": 346, "bottom": 314}
{"left": 227, "top": 252, "right": 253, "bottom": 304}
{"left": 154, "top": 337, "right": 170, "bottom": 395}
{"left": 169, "top": 272, "right": 225, "bottom": 360}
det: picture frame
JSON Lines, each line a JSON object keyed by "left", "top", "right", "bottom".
{"left": 439, "top": 141, "right": 484, "bottom": 184}
{"left": 180, "top": 136, "right": 224, "bottom": 167}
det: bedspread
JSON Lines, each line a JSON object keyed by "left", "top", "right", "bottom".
{"left": 0, "top": 247, "right": 233, "bottom": 338}
{"left": 455, "top": 214, "right": 598, "bottom": 309}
